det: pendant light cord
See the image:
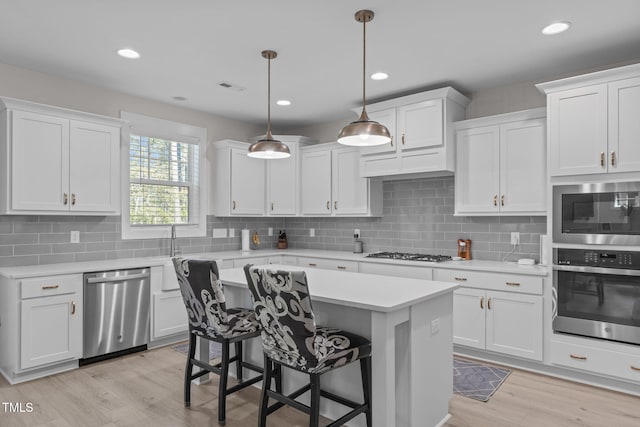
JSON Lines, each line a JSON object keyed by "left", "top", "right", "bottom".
{"left": 266, "top": 54, "right": 272, "bottom": 138}
{"left": 361, "top": 17, "right": 367, "bottom": 116}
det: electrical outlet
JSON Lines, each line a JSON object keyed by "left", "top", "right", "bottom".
{"left": 268, "top": 227, "right": 273, "bottom": 236}
{"left": 309, "top": 228, "right": 315, "bottom": 237}
{"left": 511, "top": 232, "right": 520, "bottom": 245}
{"left": 228, "top": 228, "right": 235, "bottom": 238}
{"left": 354, "top": 228, "right": 360, "bottom": 238}
{"left": 70, "top": 230, "right": 80, "bottom": 243}
{"left": 431, "top": 318, "right": 440, "bottom": 335}
{"left": 212, "top": 228, "right": 227, "bottom": 238}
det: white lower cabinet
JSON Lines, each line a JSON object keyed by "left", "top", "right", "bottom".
{"left": 152, "top": 290, "right": 187, "bottom": 340}
{"left": 436, "top": 269, "right": 543, "bottom": 361}
{"left": 550, "top": 336, "right": 640, "bottom": 383}
{"left": 17, "top": 275, "right": 83, "bottom": 371}
{"left": 358, "top": 261, "right": 433, "bottom": 280}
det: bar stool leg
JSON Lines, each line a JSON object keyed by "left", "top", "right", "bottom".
{"left": 235, "top": 341, "right": 243, "bottom": 380}
{"left": 184, "top": 333, "right": 197, "bottom": 407}
{"left": 258, "top": 354, "right": 272, "bottom": 427}
{"left": 360, "top": 356, "right": 373, "bottom": 427}
{"left": 218, "top": 340, "right": 230, "bottom": 426}
{"left": 310, "top": 373, "right": 321, "bottom": 427}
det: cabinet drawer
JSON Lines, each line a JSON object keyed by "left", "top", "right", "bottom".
{"left": 297, "top": 257, "right": 359, "bottom": 272}
{"left": 434, "top": 269, "right": 542, "bottom": 295}
{"left": 21, "top": 274, "right": 82, "bottom": 299}
{"left": 359, "top": 262, "right": 432, "bottom": 280}
{"left": 550, "top": 340, "right": 640, "bottom": 383}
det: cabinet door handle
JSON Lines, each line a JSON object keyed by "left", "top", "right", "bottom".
{"left": 501, "top": 194, "right": 505, "bottom": 206}
{"left": 326, "top": 201, "right": 330, "bottom": 210}
{"left": 480, "top": 296, "right": 484, "bottom": 309}
{"left": 401, "top": 133, "right": 405, "bottom": 145}
{"left": 334, "top": 201, "right": 337, "bottom": 210}
{"left": 71, "top": 301, "right": 76, "bottom": 315}
{"left": 71, "top": 193, "right": 76, "bottom": 206}
{"left": 454, "top": 277, "right": 467, "bottom": 282}
{"left": 271, "top": 202, "right": 274, "bottom": 211}
{"left": 233, "top": 200, "right": 236, "bottom": 210}
{"left": 631, "top": 365, "right": 640, "bottom": 372}
{"left": 390, "top": 136, "right": 394, "bottom": 147}
{"left": 600, "top": 152, "right": 605, "bottom": 167}
{"left": 63, "top": 193, "right": 68, "bottom": 205}
{"left": 337, "top": 266, "right": 347, "bottom": 270}
{"left": 42, "top": 285, "right": 60, "bottom": 290}
{"left": 487, "top": 297, "right": 492, "bottom": 310}
{"left": 493, "top": 195, "right": 497, "bottom": 207}
{"left": 505, "top": 282, "right": 521, "bottom": 287}
{"left": 308, "top": 263, "right": 317, "bottom": 267}
{"left": 570, "top": 354, "right": 587, "bottom": 361}
{"left": 611, "top": 150, "right": 616, "bottom": 167}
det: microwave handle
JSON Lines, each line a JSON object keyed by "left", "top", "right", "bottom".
{"left": 553, "top": 264, "right": 640, "bottom": 277}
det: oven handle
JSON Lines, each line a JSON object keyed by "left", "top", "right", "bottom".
{"left": 553, "top": 264, "right": 640, "bottom": 277}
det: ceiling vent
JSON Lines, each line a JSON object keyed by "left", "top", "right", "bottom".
{"left": 218, "top": 81, "right": 246, "bottom": 92}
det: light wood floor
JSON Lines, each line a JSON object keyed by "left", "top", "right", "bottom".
{"left": 1, "top": 345, "right": 638, "bottom": 427}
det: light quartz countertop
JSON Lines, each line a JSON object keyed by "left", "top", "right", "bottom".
{"left": 220, "top": 264, "right": 459, "bottom": 312}
{"left": 0, "top": 248, "right": 548, "bottom": 279}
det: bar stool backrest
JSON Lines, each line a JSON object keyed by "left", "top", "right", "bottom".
{"left": 244, "top": 266, "right": 320, "bottom": 371}
{"left": 173, "top": 258, "right": 230, "bottom": 337}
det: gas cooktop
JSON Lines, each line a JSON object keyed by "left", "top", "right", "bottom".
{"left": 366, "top": 252, "right": 452, "bottom": 263}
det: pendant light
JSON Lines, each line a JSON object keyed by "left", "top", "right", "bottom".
{"left": 338, "top": 10, "right": 391, "bottom": 147}
{"left": 248, "top": 50, "right": 291, "bottom": 159}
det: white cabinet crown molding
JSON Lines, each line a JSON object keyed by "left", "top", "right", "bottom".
{"left": 536, "top": 62, "right": 640, "bottom": 94}
{"left": 453, "top": 107, "right": 546, "bottom": 130}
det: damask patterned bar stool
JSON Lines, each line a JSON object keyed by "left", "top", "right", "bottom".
{"left": 173, "top": 258, "right": 263, "bottom": 426}
{"left": 244, "top": 265, "right": 372, "bottom": 427}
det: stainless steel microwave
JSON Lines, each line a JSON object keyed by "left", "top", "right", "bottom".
{"left": 553, "top": 182, "right": 640, "bottom": 245}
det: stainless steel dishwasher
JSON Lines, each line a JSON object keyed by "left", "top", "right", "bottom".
{"left": 81, "top": 268, "right": 150, "bottom": 364}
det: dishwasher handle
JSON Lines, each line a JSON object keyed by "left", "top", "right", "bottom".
{"left": 86, "top": 272, "right": 150, "bottom": 284}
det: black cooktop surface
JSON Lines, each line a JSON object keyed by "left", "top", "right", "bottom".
{"left": 366, "top": 252, "right": 452, "bottom": 262}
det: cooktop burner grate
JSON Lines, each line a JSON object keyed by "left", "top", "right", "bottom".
{"left": 366, "top": 252, "right": 452, "bottom": 262}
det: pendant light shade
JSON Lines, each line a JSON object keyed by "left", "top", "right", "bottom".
{"left": 248, "top": 50, "right": 291, "bottom": 159}
{"left": 338, "top": 10, "right": 391, "bottom": 147}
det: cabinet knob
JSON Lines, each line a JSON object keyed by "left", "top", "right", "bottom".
{"left": 63, "top": 193, "right": 68, "bottom": 205}
{"left": 501, "top": 194, "right": 505, "bottom": 207}
{"left": 308, "top": 263, "right": 317, "bottom": 267}
{"left": 71, "top": 193, "right": 76, "bottom": 206}
{"left": 487, "top": 297, "right": 492, "bottom": 310}
{"left": 401, "top": 133, "right": 405, "bottom": 145}
{"left": 454, "top": 277, "right": 467, "bottom": 282}
{"left": 326, "top": 201, "right": 330, "bottom": 210}
{"left": 71, "top": 301, "right": 76, "bottom": 315}
{"left": 631, "top": 365, "right": 640, "bottom": 372}
{"left": 611, "top": 150, "right": 616, "bottom": 167}
{"left": 334, "top": 201, "right": 337, "bottom": 210}
{"left": 570, "top": 354, "right": 587, "bottom": 361}
{"left": 480, "top": 296, "right": 484, "bottom": 309}
{"left": 233, "top": 200, "right": 236, "bottom": 210}
{"left": 271, "top": 202, "right": 274, "bottom": 211}
{"left": 42, "top": 285, "right": 60, "bottom": 290}
{"left": 600, "top": 152, "right": 605, "bottom": 167}
{"left": 390, "top": 136, "right": 394, "bottom": 147}
{"left": 493, "top": 195, "right": 497, "bottom": 207}
{"left": 505, "top": 282, "right": 521, "bottom": 287}
{"left": 337, "top": 266, "right": 347, "bottom": 270}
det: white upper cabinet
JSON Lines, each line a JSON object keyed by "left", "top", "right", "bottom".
{"left": 359, "top": 87, "right": 469, "bottom": 178}
{"left": 301, "top": 143, "right": 382, "bottom": 216}
{"left": 537, "top": 62, "right": 640, "bottom": 176}
{"left": 0, "top": 97, "right": 122, "bottom": 215}
{"left": 211, "top": 136, "right": 312, "bottom": 216}
{"left": 211, "top": 140, "right": 265, "bottom": 216}
{"left": 455, "top": 108, "right": 547, "bottom": 215}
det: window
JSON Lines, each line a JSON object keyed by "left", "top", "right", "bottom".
{"left": 121, "top": 112, "right": 207, "bottom": 240}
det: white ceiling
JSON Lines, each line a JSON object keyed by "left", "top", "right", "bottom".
{"left": 1, "top": 1, "right": 639, "bottom": 131}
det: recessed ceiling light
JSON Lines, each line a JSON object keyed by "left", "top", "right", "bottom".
{"left": 541, "top": 21, "right": 571, "bottom": 35}
{"left": 276, "top": 100, "right": 291, "bottom": 106}
{"left": 371, "top": 72, "right": 389, "bottom": 80}
{"left": 117, "top": 48, "right": 140, "bottom": 59}
{"left": 172, "top": 96, "right": 187, "bottom": 101}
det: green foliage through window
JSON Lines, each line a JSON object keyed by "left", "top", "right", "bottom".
{"left": 129, "top": 135, "right": 199, "bottom": 225}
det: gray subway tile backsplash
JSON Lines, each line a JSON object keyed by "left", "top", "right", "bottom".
{"left": 0, "top": 176, "right": 545, "bottom": 266}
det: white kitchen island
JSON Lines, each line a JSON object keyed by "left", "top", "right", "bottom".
{"left": 219, "top": 264, "right": 458, "bottom": 427}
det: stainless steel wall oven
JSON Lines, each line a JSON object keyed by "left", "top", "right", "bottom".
{"left": 553, "top": 182, "right": 640, "bottom": 245}
{"left": 553, "top": 248, "right": 640, "bottom": 345}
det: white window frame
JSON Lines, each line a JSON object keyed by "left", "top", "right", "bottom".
{"left": 120, "top": 111, "right": 208, "bottom": 240}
